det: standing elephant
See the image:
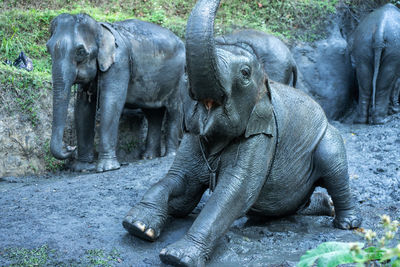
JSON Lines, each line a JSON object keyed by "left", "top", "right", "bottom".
{"left": 216, "top": 30, "right": 297, "bottom": 86}
{"left": 47, "top": 13, "right": 186, "bottom": 172}
{"left": 122, "top": 0, "right": 361, "bottom": 266}
{"left": 349, "top": 3, "right": 400, "bottom": 124}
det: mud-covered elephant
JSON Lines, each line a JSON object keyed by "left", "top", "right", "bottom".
{"left": 216, "top": 30, "right": 297, "bottom": 86}
{"left": 122, "top": 0, "right": 361, "bottom": 265}
{"left": 46, "top": 13, "right": 186, "bottom": 172}
{"left": 349, "top": 3, "right": 400, "bottom": 124}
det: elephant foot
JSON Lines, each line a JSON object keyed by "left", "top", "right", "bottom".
{"left": 333, "top": 209, "right": 362, "bottom": 230}
{"left": 142, "top": 150, "right": 160, "bottom": 160}
{"left": 389, "top": 105, "right": 400, "bottom": 114}
{"left": 354, "top": 115, "right": 368, "bottom": 124}
{"left": 70, "top": 160, "right": 96, "bottom": 172}
{"left": 298, "top": 192, "right": 335, "bottom": 217}
{"left": 96, "top": 157, "right": 120, "bottom": 172}
{"left": 164, "top": 150, "right": 177, "bottom": 157}
{"left": 370, "top": 116, "right": 387, "bottom": 125}
{"left": 122, "top": 202, "right": 167, "bottom": 242}
{"left": 159, "top": 237, "right": 206, "bottom": 267}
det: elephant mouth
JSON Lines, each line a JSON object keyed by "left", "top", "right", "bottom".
{"left": 201, "top": 99, "right": 221, "bottom": 111}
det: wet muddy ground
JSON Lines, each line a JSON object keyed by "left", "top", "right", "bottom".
{"left": 0, "top": 114, "right": 399, "bottom": 266}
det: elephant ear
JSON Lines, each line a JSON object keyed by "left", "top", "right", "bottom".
{"left": 245, "top": 86, "right": 276, "bottom": 138}
{"left": 97, "top": 24, "right": 116, "bottom": 72}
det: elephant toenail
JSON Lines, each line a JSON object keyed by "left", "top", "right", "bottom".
{"left": 145, "top": 228, "right": 155, "bottom": 239}
{"left": 133, "top": 221, "right": 146, "bottom": 232}
{"left": 160, "top": 248, "right": 167, "bottom": 255}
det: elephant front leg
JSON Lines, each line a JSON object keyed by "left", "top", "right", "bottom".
{"left": 96, "top": 71, "right": 129, "bottom": 172}
{"left": 160, "top": 135, "right": 273, "bottom": 266}
{"left": 123, "top": 172, "right": 206, "bottom": 241}
{"left": 72, "top": 85, "right": 97, "bottom": 172}
{"left": 123, "top": 134, "right": 208, "bottom": 241}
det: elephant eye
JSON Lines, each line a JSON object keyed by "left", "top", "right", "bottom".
{"left": 240, "top": 66, "right": 251, "bottom": 78}
{"left": 75, "top": 45, "right": 89, "bottom": 62}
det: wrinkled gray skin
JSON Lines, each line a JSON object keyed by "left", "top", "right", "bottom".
{"left": 47, "top": 14, "right": 185, "bottom": 172}
{"left": 216, "top": 30, "right": 297, "bottom": 87}
{"left": 122, "top": 0, "right": 361, "bottom": 266}
{"left": 348, "top": 3, "right": 400, "bottom": 124}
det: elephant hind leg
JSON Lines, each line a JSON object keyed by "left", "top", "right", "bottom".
{"left": 142, "top": 108, "right": 164, "bottom": 159}
{"left": 355, "top": 64, "right": 372, "bottom": 124}
{"left": 164, "top": 105, "right": 181, "bottom": 157}
{"left": 73, "top": 85, "right": 97, "bottom": 172}
{"left": 314, "top": 124, "right": 361, "bottom": 229}
{"left": 297, "top": 192, "right": 335, "bottom": 217}
{"left": 371, "top": 63, "right": 395, "bottom": 124}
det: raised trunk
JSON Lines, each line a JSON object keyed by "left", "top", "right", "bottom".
{"left": 50, "top": 61, "right": 74, "bottom": 160}
{"left": 185, "top": 0, "right": 225, "bottom": 103}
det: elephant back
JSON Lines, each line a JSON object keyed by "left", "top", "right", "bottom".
{"left": 101, "top": 20, "right": 185, "bottom": 84}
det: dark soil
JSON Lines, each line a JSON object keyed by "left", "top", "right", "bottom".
{"left": 0, "top": 114, "right": 399, "bottom": 266}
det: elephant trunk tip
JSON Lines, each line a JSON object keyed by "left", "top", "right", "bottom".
{"left": 50, "top": 137, "right": 73, "bottom": 160}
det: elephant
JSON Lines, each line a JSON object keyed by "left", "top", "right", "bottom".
{"left": 46, "top": 13, "right": 186, "bottom": 172}
{"left": 390, "top": 77, "right": 400, "bottom": 114}
{"left": 122, "top": 0, "right": 361, "bottom": 266}
{"left": 348, "top": 3, "right": 400, "bottom": 124}
{"left": 216, "top": 30, "right": 297, "bottom": 87}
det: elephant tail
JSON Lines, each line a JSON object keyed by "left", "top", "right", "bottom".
{"left": 292, "top": 63, "right": 298, "bottom": 88}
{"left": 372, "top": 46, "right": 382, "bottom": 114}
{"left": 372, "top": 24, "right": 385, "bottom": 115}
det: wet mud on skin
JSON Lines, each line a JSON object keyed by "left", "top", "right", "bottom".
{"left": 0, "top": 114, "right": 399, "bottom": 266}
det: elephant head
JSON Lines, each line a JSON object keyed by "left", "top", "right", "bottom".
{"left": 185, "top": 0, "right": 272, "bottom": 143}
{"left": 46, "top": 13, "right": 116, "bottom": 159}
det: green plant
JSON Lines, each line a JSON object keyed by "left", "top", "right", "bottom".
{"left": 43, "top": 139, "right": 64, "bottom": 172}
{"left": 0, "top": 65, "right": 51, "bottom": 127}
{"left": 121, "top": 137, "right": 138, "bottom": 154}
{"left": 3, "top": 244, "right": 53, "bottom": 266}
{"left": 298, "top": 215, "right": 400, "bottom": 267}
{"left": 85, "top": 248, "right": 122, "bottom": 267}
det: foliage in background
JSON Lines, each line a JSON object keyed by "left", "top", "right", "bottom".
{"left": 298, "top": 215, "right": 400, "bottom": 267}
{"left": 0, "top": 0, "right": 343, "bottom": 75}
{"left": 0, "top": 65, "right": 50, "bottom": 126}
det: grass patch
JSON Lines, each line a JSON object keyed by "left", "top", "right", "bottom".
{"left": 0, "top": 64, "right": 51, "bottom": 127}
{"left": 42, "top": 139, "right": 65, "bottom": 172}
{"left": 0, "top": 245, "right": 123, "bottom": 266}
{"left": 85, "top": 248, "right": 122, "bottom": 267}
{"left": 2, "top": 245, "right": 54, "bottom": 266}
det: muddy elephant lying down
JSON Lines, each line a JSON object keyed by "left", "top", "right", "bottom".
{"left": 122, "top": 0, "right": 361, "bottom": 266}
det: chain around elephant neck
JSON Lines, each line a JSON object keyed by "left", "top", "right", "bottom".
{"left": 198, "top": 136, "right": 220, "bottom": 192}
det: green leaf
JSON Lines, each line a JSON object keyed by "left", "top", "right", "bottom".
{"left": 392, "top": 258, "right": 400, "bottom": 267}
{"left": 381, "top": 247, "right": 400, "bottom": 262}
{"left": 363, "top": 246, "right": 385, "bottom": 261}
{"left": 298, "top": 242, "right": 364, "bottom": 267}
